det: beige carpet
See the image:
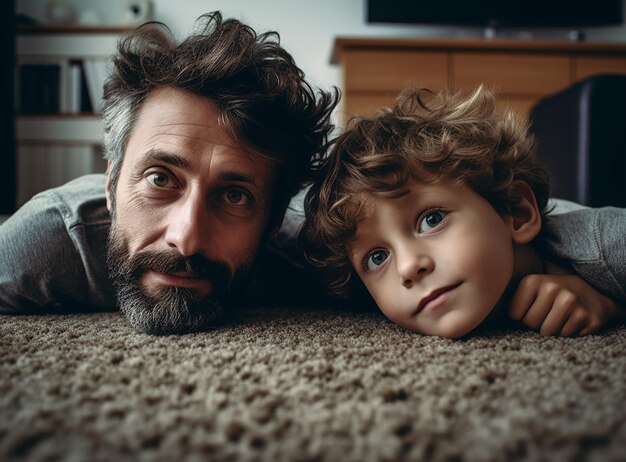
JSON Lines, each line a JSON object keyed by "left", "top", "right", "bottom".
{"left": 1, "top": 307, "right": 625, "bottom": 462}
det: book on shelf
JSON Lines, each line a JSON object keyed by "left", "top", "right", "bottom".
{"left": 17, "top": 58, "right": 102, "bottom": 115}
{"left": 59, "top": 60, "right": 82, "bottom": 114}
{"left": 18, "top": 63, "right": 61, "bottom": 114}
{"left": 82, "top": 59, "right": 108, "bottom": 114}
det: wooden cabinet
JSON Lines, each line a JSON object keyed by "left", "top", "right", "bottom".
{"left": 331, "top": 38, "right": 626, "bottom": 122}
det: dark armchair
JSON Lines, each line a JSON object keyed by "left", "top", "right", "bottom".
{"left": 529, "top": 74, "right": 626, "bottom": 208}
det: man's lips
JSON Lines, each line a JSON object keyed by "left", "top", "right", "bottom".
{"left": 416, "top": 282, "right": 462, "bottom": 314}
{"left": 143, "top": 270, "right": 213, "bottom": 294}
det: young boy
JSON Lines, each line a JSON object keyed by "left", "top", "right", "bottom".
{"left": 301, "top": 86, "right": 625, "bottom": 338}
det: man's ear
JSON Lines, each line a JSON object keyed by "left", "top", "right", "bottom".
{"left": 105, "top": 161, "right": 113, "bottom": 212}
{"left": 505, "top": 180, "right": 542, "bottom": 244}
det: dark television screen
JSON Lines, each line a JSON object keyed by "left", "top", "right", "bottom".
{"left": 367, "top": 0, "right": 624, "bottom": 28}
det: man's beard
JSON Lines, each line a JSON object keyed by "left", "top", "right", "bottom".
{"left": 106, "top": 225, "right": 252, "bottom": 335}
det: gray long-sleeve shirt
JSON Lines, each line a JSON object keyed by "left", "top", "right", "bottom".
{"left": 1, "top": 175, "right": 624, "bottom": 313}
{"left": 0, "top": 174, "right": 324, "bottom": 313}
{"left": 542, "top": 201, "right": 626, "bottom": 302}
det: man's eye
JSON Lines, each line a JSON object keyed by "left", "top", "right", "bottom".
{"left": 365, "top": 249, "right": 389, "bottom": 271}
{"left": 418, "top": 210, "right": 448, "bottom": 233}
{"left": 223, "top": 189, "right": 251, "bottom": 206}
{"left": 146, "top": 172, "right": 175, "bottom": 188}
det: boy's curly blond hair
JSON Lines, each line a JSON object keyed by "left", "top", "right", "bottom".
{"left": 301, "top": 86, "right": 551, "bottom": 297}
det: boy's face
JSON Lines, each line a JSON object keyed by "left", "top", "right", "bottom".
{"left": 348, "top": 179, "right": 517, "bottom": 338}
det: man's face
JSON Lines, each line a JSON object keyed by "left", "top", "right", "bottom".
{"left": 349, "top": 179, "right": 518, "bottom": 338}
{"left": 105, "top": 86, "right": 278, "bottom": 334}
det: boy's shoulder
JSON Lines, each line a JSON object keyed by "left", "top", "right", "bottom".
{"left": 541, "top": 200, "right": 626, "bottom": 302}
{"left": 546, "top": 198, "right": 588, "bottom": 215}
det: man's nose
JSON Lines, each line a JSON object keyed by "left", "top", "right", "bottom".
{"left": 164, "top": 193, "right": 209, "bottom": 257}
{"left": 395, "top": 244, "right": 434, "bottom": 289}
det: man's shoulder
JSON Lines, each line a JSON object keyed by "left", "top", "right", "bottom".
{"left": 0, "top": 174, "right": 114, "bottom": 312}
{"left": 29, "top": 174, "right": 109, "bottom": 229}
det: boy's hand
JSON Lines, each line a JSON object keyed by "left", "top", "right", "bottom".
{"left": 509, "top": 274, "right": 619, "bottom": 336}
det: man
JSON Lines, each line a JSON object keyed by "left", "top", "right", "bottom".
{"left": 0, "top": 12, "right": 338, "bottom": 334}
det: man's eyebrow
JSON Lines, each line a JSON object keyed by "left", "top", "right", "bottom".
{"left": 145, "top": 149, "right": 258, "bottom": 186}
{"left": 146, "top": 149, "right": 191, "bottom": 170}
{"left": 218, "top": 171, "right": 257, "bottom": 186}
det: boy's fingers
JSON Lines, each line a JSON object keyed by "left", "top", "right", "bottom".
{"left": 510, "top": 273, "right": 614, "bottom": 337}
{"left": 509, "top": 275, "right": 541, "bottom": 320}
{"left": 539, "top": 290, "right": 577, "bottom": 336}
{"left": 520, "top": 290, "right": 555, "bottom": 330}
{"left": 559, "top": 310, "right": 588, "bottom": 337}
{"left": 516, "top": 278, "right": 564, "bottom": 330}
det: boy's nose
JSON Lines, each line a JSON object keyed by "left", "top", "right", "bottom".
{"left": 164, "top": 194, "right": 210, "bottom": 257}
{"left": 396, "top": 250, "right": 434, "bottom": 288}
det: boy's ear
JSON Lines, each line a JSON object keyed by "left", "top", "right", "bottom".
{"left": 505, "top": 180, "right": 542, "bottom": 244}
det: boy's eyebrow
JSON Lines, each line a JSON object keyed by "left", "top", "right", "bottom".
{"left": 378, "top": 188, "right": 410, "bottom": 199}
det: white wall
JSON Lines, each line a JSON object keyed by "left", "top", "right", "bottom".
{"left": 17, "top": 0, "right": 626, "bottom": 99}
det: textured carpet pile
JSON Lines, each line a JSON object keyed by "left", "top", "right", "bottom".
{"left": 1, "top": 307, "right": 625, "bottom": 462}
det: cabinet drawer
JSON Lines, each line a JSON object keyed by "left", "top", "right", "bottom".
{"left": 341, "top": 93, "right": 398, "bottom": 119}
{"left": 496, "top": 96, "right": 539, "bottom": 120}
{"left": 342, "top": 50, "right": 448, "bottom": 92}
{"left": 574, "top": 56, "right": 626, "bottom": 81}
{"left": 453, "top": 52, "right": 570, "bottom": 95}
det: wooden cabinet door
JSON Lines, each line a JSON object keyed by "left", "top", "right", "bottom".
{"left": 342, "top": 50, "right": 449, "bottom": 92}
{"left": 574, "top": 56, "right": 626, "bottom": 81}
{"left": 453, "top": 52, "right": 570, "bottom": 96}
{"left": 341, "top": 94, "right": 397, "bottom": 120}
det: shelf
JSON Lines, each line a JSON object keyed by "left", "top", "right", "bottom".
{"left": 17, "top": 32, "right": 122, "bottom": 58}
{"left": 331, "top": 37, "right": 626, "bottom": 64}
{"left": 16, "top": 24, "right": 133, "bottom": 34}
{"left": 16, "top": 115, "right": 103, "bottom": 144}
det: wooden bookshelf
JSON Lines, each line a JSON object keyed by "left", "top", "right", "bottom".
{"left": 14, "top": 26, "right": 129, "bottom": 206}
{"left": 1, "top": 1, "right": 15, "bottom": 213}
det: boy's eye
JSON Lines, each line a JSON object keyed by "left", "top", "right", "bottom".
{"left": 365, "top": 249, "right": 389, "bottom": 271}
{"left": 418, "top": 210, "right": 448, "bottom": 233}
{"left": 146, "top": 171, "right": 176, "bottom": 189}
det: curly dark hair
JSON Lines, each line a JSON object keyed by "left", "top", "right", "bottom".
{"left": 301, "top": 86, "right": 551, "bottom": 297}
{"left": 102, "top": 11, "right": 339, "bottom": 223}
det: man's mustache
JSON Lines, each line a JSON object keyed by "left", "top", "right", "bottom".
{"left": 123, "top": 250, "right": 233, "bottom": 283}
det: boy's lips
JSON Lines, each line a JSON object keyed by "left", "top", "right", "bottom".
{"left": 416, "top": 282, "right": 462, "bottom": 314}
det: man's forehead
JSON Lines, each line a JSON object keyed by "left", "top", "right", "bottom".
{"left": 134, "top": 86, "right": 234, "bottom": 142}
{"left": 127, "top": 87, "right": 276, "bottom": 168}
{"left": 206, "top": 149, "right": 277, "bottom": 180}
{"left": 150, "top": 122, "right": 242, "bottom": 148}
